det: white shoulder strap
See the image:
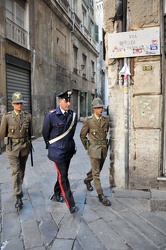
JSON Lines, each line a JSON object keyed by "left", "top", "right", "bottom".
{"left": 49, "top": 113, "right": 76, "bottom": 144}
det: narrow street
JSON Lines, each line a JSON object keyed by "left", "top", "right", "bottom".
{"left": 0, "top": 122, "right": 166, "bottom": 250}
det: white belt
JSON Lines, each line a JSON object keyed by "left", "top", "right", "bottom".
{"left": 49, "top": 113, "right": 76, "bottom": 144}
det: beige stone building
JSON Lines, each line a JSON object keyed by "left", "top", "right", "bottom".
{"left": 103, "top": 0, "right": 166, "bottom": 189}
{"left": 0, "top": 0, "right": 98, "bottom": 141}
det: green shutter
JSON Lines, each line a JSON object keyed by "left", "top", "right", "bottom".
{"left": 86, "top": 0, "right": 90, "bottom": 6}
{"left": 94, "top": 24, "right": 99, "bottom": 43}
{"left": 88, "top": 16, "right": 91, "bottom": 34}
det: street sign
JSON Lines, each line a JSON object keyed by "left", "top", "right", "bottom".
{"left": 108, "top": 27, "right": 160, "bottom": 58}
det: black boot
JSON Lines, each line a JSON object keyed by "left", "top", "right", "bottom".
{"left": 69, "top": 206, "right": 79, "bottom": 214}
{"left": 15, "top": 196, "right": 23, "bottom": 209}
{"left": 50, "top": 193, "right": 64, "bottom": 202}
{"left": 84, "top": 178, "right": 93, "bottom": 191}
{"left": 98, "top": 194, "right": 111, "bottom": 206}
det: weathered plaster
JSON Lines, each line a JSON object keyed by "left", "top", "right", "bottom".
{"left": 103, "top": 0, "right": 162, "bottom": 189}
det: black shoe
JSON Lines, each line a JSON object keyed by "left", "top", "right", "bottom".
{"left": 15, "top": 196, "right": 23, "bottom": 209}
{"left": 98, "top": 194, "right": 111, "bottom": 206}
{"left": 69, "top": 206, "right": 79, "bottom": 214}
{"left": 84, "top": 178, "right": 93, "bottom": 191}
{"left": 50, "top": 193, "right": 64, "bottom": 202}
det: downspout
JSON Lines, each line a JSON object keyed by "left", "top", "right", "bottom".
{"left": 122, "top": 0, "right": 129, "bottom": 189}
{"left": 116, "top": 0, "right": 129, "bottom": 189}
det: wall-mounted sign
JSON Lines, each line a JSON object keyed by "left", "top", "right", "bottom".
{"left": 108, "top": 27, "right": 160, "bottom": 58}
{"left": 142, "top": 66, "right": 153, "bottom": 71}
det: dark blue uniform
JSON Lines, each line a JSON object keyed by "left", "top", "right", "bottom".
{"left": 42, "top": 106, "right": 77, "bottom": 209}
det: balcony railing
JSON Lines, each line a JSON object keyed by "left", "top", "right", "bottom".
{"left": 6, "top": 18, "right": 28, "bottom": 48}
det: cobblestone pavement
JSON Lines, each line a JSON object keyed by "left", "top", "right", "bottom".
{"left": 0, "top": 122, "right": 166, "bottom": 250}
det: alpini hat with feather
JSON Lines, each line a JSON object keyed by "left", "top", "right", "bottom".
{"left": 91, "top": 98, "right": 105, "bottom": 108}
{"left": 11, "top": 92, "right": 26, "bottom": 104}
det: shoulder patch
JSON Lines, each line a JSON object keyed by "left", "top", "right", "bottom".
{"left": 49, "top": 109, "right": 56, "bottom": 113}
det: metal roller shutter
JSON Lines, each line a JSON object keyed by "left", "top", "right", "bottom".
{"left": 6, "top": 64, "right": 31, "bottom": 113}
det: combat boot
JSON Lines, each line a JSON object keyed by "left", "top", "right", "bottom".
{"left": 84, "top": 178, "right": 93, "bottom": 191}
{"left": 98, "top": 194, "right": 111, "bottom": 206}
{"left": 15, "top": 195, "right": 23, "bottom": 209}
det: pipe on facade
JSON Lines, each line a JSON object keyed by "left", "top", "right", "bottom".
{"left": 116, "top": 0, "right": 129, "bottom": 188}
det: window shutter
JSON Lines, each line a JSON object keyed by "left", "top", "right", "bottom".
{"left": 88, "top": 16, "right": 91, "bottom": 34}
{"left": 94, "top": 24, "right": 99, "bottom": 43}
{"left": 86, "top": 0, "right": 90, "bottom": 6}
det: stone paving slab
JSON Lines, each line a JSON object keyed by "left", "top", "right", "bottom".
{"left": 39, "top": 219, "right": 58, "bottom": 247}
{"left": 2, "top": 212, "right": 21, "bottom": 241}
{"left": 0, "top": 122, "right": 166, "bottom": 250}
{"left": 140, "top": 211, "right": 166, "bottom": 232}
{"left": 113, "top": 188, "right": 151, "bottom": 199}
{"left": 89, "top": 218, "right": 130, "bottom": 250}
{"left": 76, "top": 220, "right": 107, "bottom": 250}
{"left": 21, "top": 220, "right": 43, "bottom": 249}
{"left": 19, "top": 199, "right": 36, "bottom": 221}
{"left": 1, "top": 238, "right": 24, "bottom": 250}
{"left": 109, "top": 217, "right": 158, "bottom": 250}
{"left": 50, "top": 239, "right": 74, "bottom": 250}
{"left": 120, "top": 210, "right": 166, "bottom": 247}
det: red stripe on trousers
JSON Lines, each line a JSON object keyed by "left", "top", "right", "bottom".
{"left": 54, "top": 162, "right": 70, "bottom": 208}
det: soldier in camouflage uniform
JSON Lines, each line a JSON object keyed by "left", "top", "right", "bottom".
{"left": 0, "top": 92, "right": 32, "bottom": 209}
{"left": 80, "top": 98, "right": 111, "bottom": 206}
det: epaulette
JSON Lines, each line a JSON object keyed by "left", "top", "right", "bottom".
{"left": 5, "top": 111, "right": 11, "bottom": 115}
{"left": 24, "top": 111, "right": 30, "bottom": 114}
{"left": 102, "top": 115, "right": 109, "bottom": 119}
{"left": 87, "top": 116, "right": 92, "bottom": 119}
{"left": 49, "top": 109, "right": 56, "bottom": 114}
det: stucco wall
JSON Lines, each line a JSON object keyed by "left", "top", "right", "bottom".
{"left": 103, "top": 0, "right": 162, "bottom": 189}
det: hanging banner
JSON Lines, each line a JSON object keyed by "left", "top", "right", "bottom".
{"left": 108, "top": 27, "right": 160, "bottom": 58}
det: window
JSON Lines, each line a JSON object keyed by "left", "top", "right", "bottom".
{"left": 82, "top": 6, "right": 87, "bottom": 28}
{"left": 91, "top": 60, "right": 94, "bottom": 74}
{"left": 82, "top": 54, "right": 87, "bottom": 78}
{"left": 5, "top": 0, "right": 29, "bottom": 48}
{"left": 88, "top": 17, "right": 94, "bottom": 37}
{"left": 6, "top": 0, "right": 25, "bottom": 28}
{"left": 91, "top": 60, "right": 95, "bottom": 82}
{"left": 73, "top": 0, "right": 77, "bottom": 12}
{"left": 82, "top": 54, "right": 87, "bottom": 67}
{"left": 73, "top": 45, "right": 78, "bottom": 74}
{"left": 90, "top": 0, "right": 94, "bottom": 7}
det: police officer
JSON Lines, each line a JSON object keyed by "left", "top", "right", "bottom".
{"left": 80, "top": 98, "right": 111, "bottom": 206}
{"left": 42, "top": 90, "right": 79, "bottom": 214}
{"left": 0, "top": 92, "right": 32, "bottom": 209}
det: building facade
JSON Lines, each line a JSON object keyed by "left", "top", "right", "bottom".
{"left": 103, "top": 0, "right": 166, "bottom": 189}
{"left": 95, "top": 0, "right": 108, "bottom": 107}
{"left": 0, "top": 0, "right": 98, "bottom": 140}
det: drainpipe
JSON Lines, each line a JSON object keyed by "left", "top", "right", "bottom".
{"left": 124, "top": 58, "right": 130, "bottom": 189}
{"left": 116, "top": 0, "right": 129, "bottom": 189}
{"left": 122, "top": 0, "right": 129, "bottom": 189}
